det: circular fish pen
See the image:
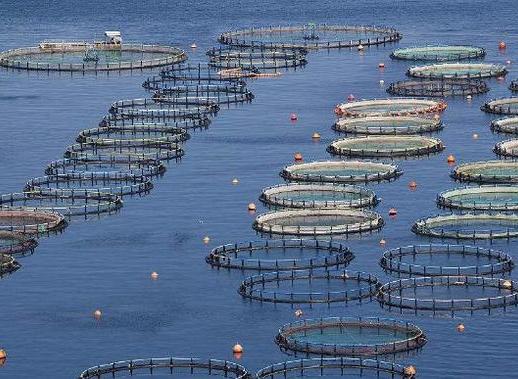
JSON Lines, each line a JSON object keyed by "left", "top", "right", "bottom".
{"left": 108, "top": 98, "right": 219, "bottom": 117}
{"left": 256, "top": 357, "right": 415, "bottom": 379}
{"left": 407, "top": 63, "right": 507, "bottom": 79}
{"left": 260, "top": 184, "right": 378, "bottom": 209}
{"left": 157, "top": 63, "right": 250, "bottom": 83}
{"left": 452, "top": 160, "right": 518, "bottom": 184}
{"left": 377, "top": 276, "right": 518, "bottom": 313}
{"left": 380, "top": 244, "right": 513, "bottom": 277}
{"left": 333, "top": 116, "right": 442, "bottom": 135}
{"left": 78, "top": 357, "right": 250, "bottom": 379}
{"left": 336, "top": 98, "right": 446, "bottom": 118}
{"left": 328, "top": 135, "right": 444, "bottom": 158}
{"left": 0, "top": 191, "right": 123, "bottom": 218}
{"left": 253, "top": 209, "right": 384, "bottom": 237}
{"left": 76, "top": 125, "right": 189, "bottom": 144}
{"left": 206, "top": 239, "right": 354, "bottom": 271}
{"left": 99, "top": 116, "right": 211, "bottom": 131}
{"left": 63, "top": 140, "right": 184, "bottom": 162}
{"left": 510, "top": 80, "right": 518, "bottom": 92}
{"left": 482, "top": 98, "right": 518, "bottom": 115}
{"left": 0, "top": 42, "right": 187, "bottom": 72}
{"left": 412, "top": 213, "right": 518, "bottom": 240}
{"left": 390, "top": 45, "right": 486, "bottom": 61}
{"left": 0, "top": 231, "right": 37, "bottom": 256}
{"left": 0, "top": 253, "right": 20, "bottom": 276}
{"left": 0, "top": 208, "right": 67, "bottom": 235}
{"left": 45, "top": 157, "right": 166, "bottom": 178}
{"left": 387, "top": 79, "right": 488, "bottom": 97}
{"left": 24, "top": 173, "right": 153, "bottom": 197}
{"left": 275, "top": 317, "right": 426, "bottom": 357}
{"left": 281, "top": 161, "right": 402, "bottom": 184}
{"left": 238, "top": 269, "right": 380, "bottom": 304}
{"left": 495, "top": 139, "right": 518, "bottom": 158}
{"left": 151, "top": 84, "right": 254, "bottom": 105}
{"left": 438, "top": 186, "right": 518, "bottom": 211}
{"left": 490, "top": 117, "right": 518, "bottom": 134}
{"left": 218, "top": 24, "right": 402, "bottom": 49}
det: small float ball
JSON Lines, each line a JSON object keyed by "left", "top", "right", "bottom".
{"left": 466, "top": 94, "right": 472, "bottom": 100}
{"left": 404, "top": 365, "right": 417, "bottom": 377}
{"left": 502, "top": 280, "right": 513, "bottom": 289}
{"left": 506, "top": 60, "right": 512, "bottom": 65}
{"left": 499, "top": 41, "right": 507, "bottom": 50}
{"left": 379, "top": 79, "right": 385, "bottom": 86}
{"left": 295, "top": 309, "right": 304, "bottom": 318}
{"left": 290, "top": 113, "right": 298, "bottom": 121}
{"left": 457, "top": 323, "right": 465, "bottom": 333}
{"left": 472, "top": 133, "right": 479, "bottom": 139}
{"left": 203, "top": 236, "right": 210, "bottom": 244}
{"left": 233, "top": 343, "right": 243, "bottom": 354}
{"left": 447, "top": 154, "right": 456, "bottom": 164}
{"left": 408, "top": 181, "right": 417, "bottom": 190}
{"left": 379, "top": 239, "right": 386, "bottom": 246}
{"left": 248, "top": 203, "right": 257, "bottom": 212}
{"left": 347, "top": 94, "right": 355, "bottom": 102}
{"left": 294, "top": 152, "right": 303, "bottom": 162}
{"left": 388, "top": 208, "right": 398, "bottom": 216}
{"left": 312, "top": 132, "right": 321, "bottom": 140}
{"left": 232, "top": 178, "right": 239, "bottom": 185}
{"left": 357, "top": 44, "right": 364, "bottom": 51}
{"left": 190, "top": 43, "right": 197, "bottom": 49}
{"left": 0, "top": 349, "right": 6, "bottom": 360}
{"left": 378, "top": 62, "right": 385, "bottom": 68}
{"left": 93, "top": 309, "right": 102, "bottom": 320}
{"left": 151, "top": 272, "right": 159, "bottom": 280}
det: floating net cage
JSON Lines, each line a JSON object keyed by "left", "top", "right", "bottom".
{"left": 387, "top": 79, "right": 488, "bottom": 97}
{"left": 78, "top": 357, "right": 251, "bottom": 379}
{"left": 333, "top": 116, "right": 442, "bottom": 135}
{"left": 218, "top": 24, "right": 402, "bottom": 50}
{"left": 490, "top": 117, "right": 518, "bottom": 134}
{"left": 407, "top": 63, "right": 507, "bottom": 80}
{"left": 377, "top": 276, "right": 518, "bottom": 313}
{"left": 495, "top": 138, "right": 518, "bottom": 158}
{"left": 275, "top": 317, "right": 427, "bottom": 357}
{"left": 380, "top": 244, "right": 514, "bottom": 277}
{"left": 0, "top": 231, "right": 37, "bottom": 256}
{"left": 108, "top": 98, "right": 219, "bottom": 117}
{"left": 63, "top": 140, "right": 184, "bottom": 162}
{"left": 206, "top": 46, "right": 307, "bottom": 71}
{"left": 0, "top": 42, "right": 187, "bottom": 72}
{"left": 335, "top": 98, "right": 447, "bottom": 118}
{"left": 390, "top": 45, "right": 486, "bottom": 61}
{"left": 99, "top": 116, "right": 211, "bottom": 131}
{"left": 281, "top": 161, "right": 402, "bottom": 184}
{"left": 46, "top": 157, "right": 166, "bottom": 178}
{"left": 24, "top": 173, "right": 153, "bottom": 197}
{"left": 0, "top": 208, "right": 67, "bottom": 235}
{"left": 412, "top": 213, "right": 518, "bottom": 240}
{"left": 510, "top": 79, "right": 518, "bottom": 92}
{"left": 437, "top": 185, "right": 518, "bottom": 211}
{"left": 0, "top": 253, "right": 20, "bottom": 276}
{"left": 260, "top": 183, "right": 379, "bottom": 210}
{"left": 328, "top": 135, "right": 444, "bottom": 158}
{"left": 256, "top": 357, "right": 416, "bottom": 379}
{"left": 0, "top": 191, "right": 123, "bottom": 218}
{"left": 253, "top": 209, "right": 384, "bottom": 237}
{"left": 482, "top": 97, "right": 518, "bottom": 115}
{"left": 158, "top": 63, "right": 251, "bottom": 83}
{"left": 451, "top": 160, "right": 518, "bottom": 184}
{"left": 151, "top": 84, "right": 254, "bottom": 105}
{"left": 76, "top": 125, "right": 190, "bottom": 144}
{"left": 205, "top": 239, "right": 354, "bottom": 271}
{"left": 238, "top": 269, "right": 380, "bottom": 304}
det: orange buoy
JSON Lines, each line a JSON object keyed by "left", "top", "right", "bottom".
{"left": 408, "top": 181, "right": 417, "bottom": 190}
{"left": 0, "top": 349, "right": 6, "bottom": 360}
{"left": 232, "top": 178, "right": 239, "bottom": 185}
{"left": 447, "top": 154, "right": 456, "bottom": 164}
{"left": 290, "top": 113, "right": 298, "bottom": 121}
{"left": 248, "top": 203, "right": 257, "bottom": 212}
{"left": 499, "top": 41, "right": 507, "bottom": 50}
{"left": 151, "top": 272, "right": 159, "bottom": 280}
{"left": 457, "top": 323, "right": 465, "bottom": 333}
{"left": 190, "top": 43, "right": 197, "bottom": 49}
{"left": 295, "top": 309, "right": 303, "bottom": 318}
{"left": 347, "top": 94, "right": 355, "bottom": 102}
{"left": 502, "top": 280, "right": 513, "bottom": 289}
{"left": 233, "top": 343, "right": 243, "bottom": 354}
{"left": 379, "top": 238, "right": 386, "bottom": 246}
{"left": 93, "top": 309, "right": 102, "bottom": 320}
{"left": 233, "top": 352, "right": 243, "bottom": 360}
{"left": 388, "top": 208, "right": 398, "bottom": 216}
{"left": 472, "top": 133, "right": 479, "bottom": 139}
{"left": 378, "top": 62, "right": 385, "bottom": 68}
{"left": 294, "top": 152, "right": 303, "bottom": 162}
{"left": 404, "top": 365, "right": 417, "bottom": 377}
{"left": 312, "top": 132, "right": 321, "bottom": 140}
{"left": 203, "top": 236, "right": 210, "bottom": 244}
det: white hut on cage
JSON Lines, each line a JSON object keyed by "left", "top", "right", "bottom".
{"left": 104, "top": 31, "right": 122, "bottom": 45}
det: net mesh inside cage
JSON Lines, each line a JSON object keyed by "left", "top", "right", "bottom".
{"left": 380, "top": 244, "right": 514, "bottom": 277}
{"left": 452, "top": 160, "right": 518, "bottom": 184}
{"left": 387, "top": 79, "right": 488, "bottom": 97}
{"left": 335, "top": 98, "right": 447, "bottom": 118}
{"left": 76, "top": 125, "right": 190, "bottom": 144}
{"left": 377, "top": 276, "right": 518, "bottom": 314}
{"left": 205, "top": 239, "right": 355, "bottom": 271}
{"left": 281, "top": 160, "right": 402, "bottom": 184}
{"left": 437, "top": 185, "right": 518, "bottom": 211}
{"left": 390, "top": 45, "right": 486, "bottom": 61}
{"left": 412, "top": 213, "right": 518, "bottom": 240}
{"left": 275, "top": 316, "right": 427, "bottom": 357}
{"left": 151, "top": 84, "right": 254, "bottom": 105}
{"left": 0, "top": 208, "right": 67, "bottom": 235}
{"left": 218, "top": 24, "right": 402, "bottom": 49}
{"left": 260, "top": 183, "right": 378, "bottom": 209}
{"left": 333, "top": 115, "right": 442, "bottom": 135}
{"left": 407, "top": 63, "right": 507, "bottom": 80}
{"left": 327, "top": 135, "right": 444, "bottom": 158}
{"left": 238, "top": 269, "right": 380, "bottom": 304}
{"left": 491, "top": 116, "right": 518, "bottom": 134}
{"left": 78, "top": 357, "right": 251, "bottom": 379}
{"left": 253, "top": 209, "right": 384, "bottom": 236}
{"left": 256, "top": 357, "right": 416, "bottom": 379}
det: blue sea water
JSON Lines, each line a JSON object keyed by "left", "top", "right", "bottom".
{"left": 0, "top": 0, "right": 518, "bottom": 378}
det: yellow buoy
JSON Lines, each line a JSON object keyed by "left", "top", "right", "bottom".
{"left": 93, "top": 309, "right": 102, "bottom": 320}
{"left": 457, "top": 323, "right": 465, "bottom": 332}
{"left": 151, "top": 272, "right": 159, "bottom": 280}
{"left": 248, "top": 203, "right": 257, "bottom": 212}
{"left": 404, "top": 365, "right": 417, "bottom": 377}
{"left": 233, "top": 343, "right": 243, "bottom": 354}
{"left": 203, "top": 236, "right": 210, "bottom": 244}
{"left": 502, "top": 280, "right": 512, "bottom": 289}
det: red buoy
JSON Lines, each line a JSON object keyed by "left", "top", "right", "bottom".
{"left": 290, "top": 113, "right": 298, "bottom": 121}
{"left": 347, "top": 94, "right": 355, "bottom": 102}
{"left": 294, "top": 152, "right": 303, "bottom": 162}
{"left": 388, "top": 208, "right": 398, "bottom": 216}
{"left": 499, "top": 41, "right": 507, "bottom": 50}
